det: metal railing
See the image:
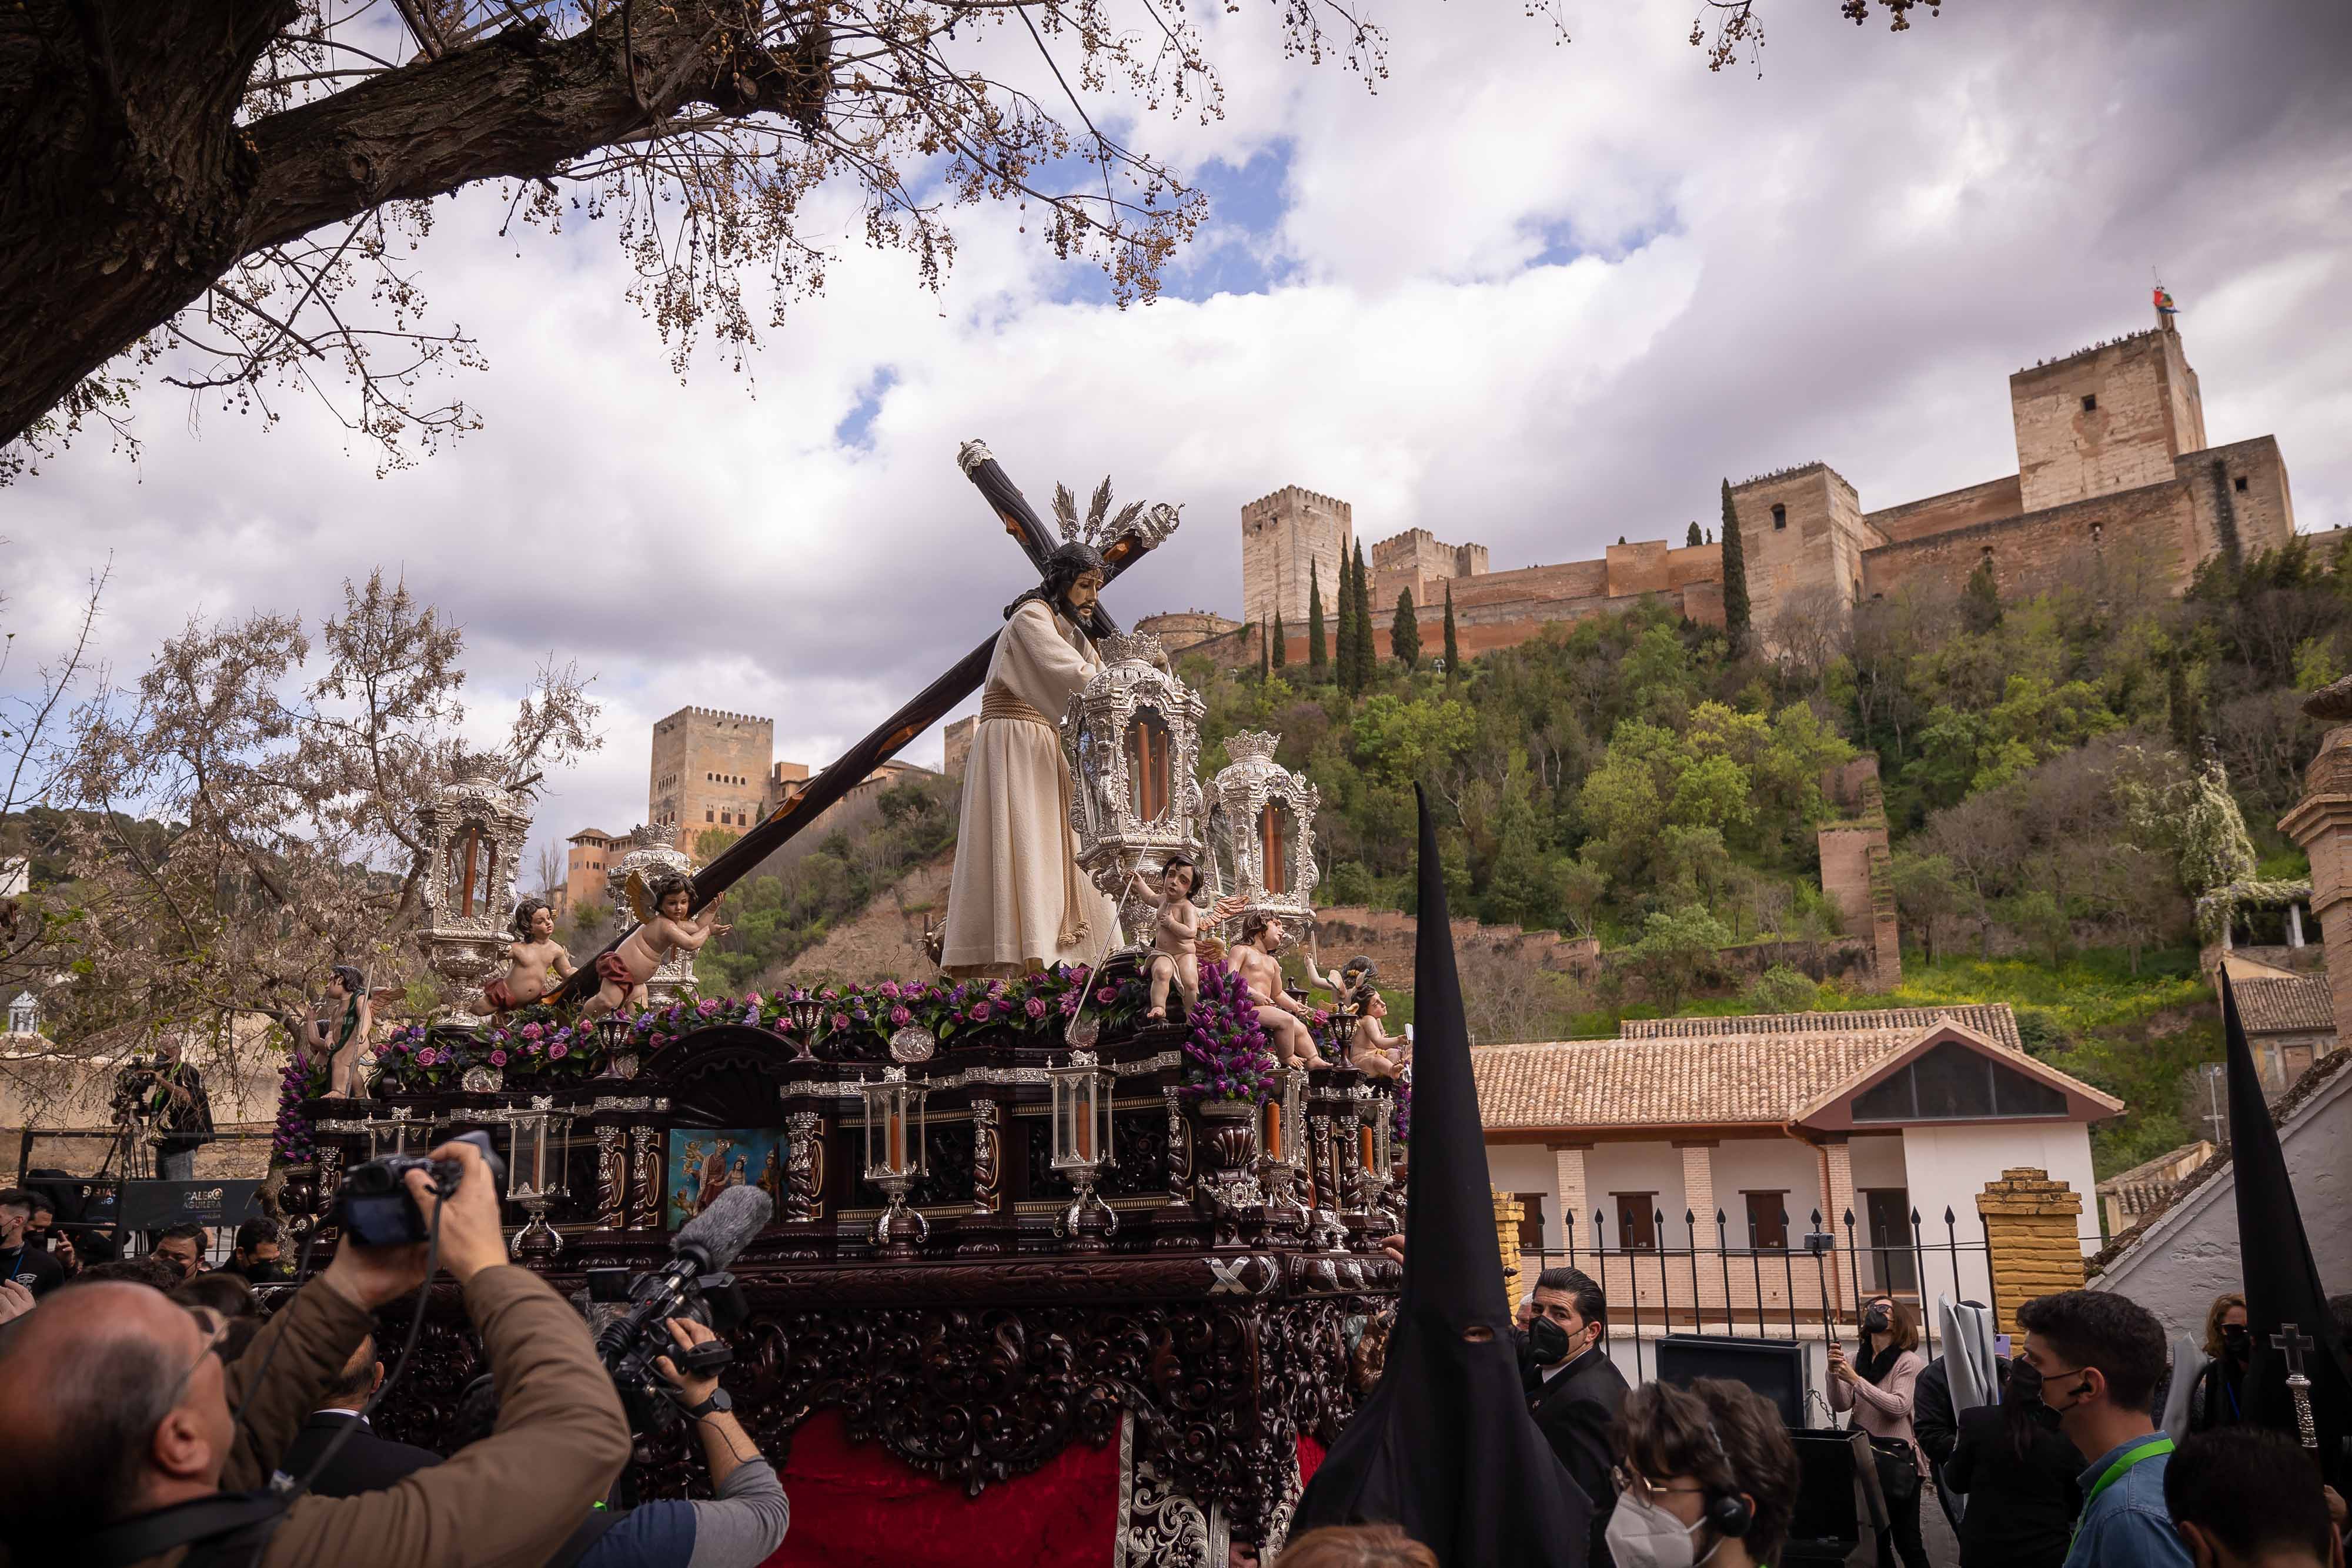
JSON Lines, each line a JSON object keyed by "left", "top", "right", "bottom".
{"left": 1521, "top": 1202, "right": 2100, "bottom": 1385}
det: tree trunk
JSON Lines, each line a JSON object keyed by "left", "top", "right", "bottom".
{"left": 1, "top": 2, "right": 823, "bottom": 446}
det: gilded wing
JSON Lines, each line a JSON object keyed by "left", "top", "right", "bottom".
{"left": 624, "top": 870, "right": 653, "bottom": 926}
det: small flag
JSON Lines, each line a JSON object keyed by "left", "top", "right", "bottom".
{"left": 2154, "top": 285, "right": 2179, "bottom": 316}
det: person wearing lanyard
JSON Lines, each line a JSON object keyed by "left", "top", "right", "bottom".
{"left": 0, "top": 1189, "right": 66, "bottom": 1298}
{"left": 2014, "top": 1290, "right": 2193, "bottom": 1568}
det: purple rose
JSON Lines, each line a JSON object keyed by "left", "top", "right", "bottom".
{"left": 879, "top": 981, "right": 901, "bottom": 999}
{"left": 987, "top": 980, "right": 1007, "bottom": 998}
{"left": 969, "top": 1002, "right": 992, "bottom": 1022}
{"left": 522, "top": 1022, "right": 543, "bottom": 1040}
{"left": 1071, "top": 964, "right": 1092, "bottom": 982}
{"left": 1025, "top": 997, "right": 1047, "bottom": 1019}
{"left": 489, "top": 1049, "right": 508, "bottom": 1066}
{"left": 890, "top": 1005, "right": 912, "bottom": 1027}
{"left": 831, "top": 1012, "right": 850, "bottom": 1032}
{"left": 1095, "top": 987, "right": 1118, "bottom": 1004}
{"left": 698, "top": 998, "right": 723, "bottom": 1017}
{"left": 416, "top": 1047, "right": 438, "bottom": 1067}
{"left": 820, "top": 987, "right": 838, "bottom": 1001}
{"left": 549, "top": 1041, "right": 569, "bottom": 1059}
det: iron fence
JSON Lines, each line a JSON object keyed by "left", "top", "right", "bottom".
{"left": 1523, "top": 1201, "right": 2103, "bottom": 1385}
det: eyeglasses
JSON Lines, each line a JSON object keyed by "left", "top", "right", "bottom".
{"left": 163, "top": 1311, "right": 231, "bottom": 1406}
{"left": 1612, "top": 1466, "right": 1706, "bottom": 1506}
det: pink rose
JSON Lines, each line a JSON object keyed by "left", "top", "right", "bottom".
{"left": 1095, "top": 987, "right": 1118, "bottom": 1004}
{"left": 416, "top": 1047, "right": 438, "bottom": 1067}
{"left": 522, "top": 1022, "right": 543, "bottom": 1040}
{"left": 890, "top": 1005, "right": 912, "bottom": 1027}
{"left": 1025, "top": 997, "right": 1047, "bottom": 1019}
{"left": 820, "top": 987, "right": 838, "bottom": 1001}
{"left": 880, "top": 981, "right": 901, "bottom": 999}
{"left": 987, "top": 980, "right": 1007, "bottom": 998}
{"left": 831, "top": 1012, "right": 850, "bottom": 1032}
{"left": 549, "top": 1041, "right": 568, "bottom": 1059}
{"left": 969, "top": 1002, "right": 992, "bottom": 1022}
{"left": 489, "top": 1050, "right": 507, "bottom": 1066}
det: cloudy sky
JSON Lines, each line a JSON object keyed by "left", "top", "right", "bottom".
{"left": 12, "top": 0, "right": 2350, "bottom": 875}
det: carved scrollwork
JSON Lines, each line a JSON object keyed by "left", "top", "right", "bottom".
{"left": 627, "top": 1126, "right": 663, "bottom": 1231}
{"left": 783, "top": 1109, "right": 825, "bottom": 1222}
{"left": 593, "top": 1125, "right": 627, "bottom": 1229}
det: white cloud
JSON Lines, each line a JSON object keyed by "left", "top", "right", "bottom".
{"left": 12, "top": 0, "right": 2350, "bottom": 878}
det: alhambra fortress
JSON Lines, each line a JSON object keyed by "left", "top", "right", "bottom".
{"left": 1140, "top": 311, "right": 2296, "bottom": 665}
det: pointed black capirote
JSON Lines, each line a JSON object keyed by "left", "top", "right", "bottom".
{"left": 2219, "top": 972, "right": 2352, "bottom": 1490}
{"left": 1289, "top": 787, "right": 1590, "bottom": 1566}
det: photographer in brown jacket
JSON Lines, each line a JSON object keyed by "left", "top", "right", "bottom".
{"left": 0, "top": 1138, "right": 632, "bottom": 1568}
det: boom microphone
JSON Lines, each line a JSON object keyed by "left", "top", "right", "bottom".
{"left": 589, "top": 1185, "right": 772, "bottom": 1435}
{"left": 673, "top": 1184, "right": 771, "bottom": 1274}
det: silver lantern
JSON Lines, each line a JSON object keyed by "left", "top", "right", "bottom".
{"left": 500, "top": 1096, "right": 573, "bottom": 1259}
{"left": 1257, "top": 1066, "right": 1311, "bottom": 1231}
{"left": 859, "top": 1066, "right": 929, "bottom": 1253}
{"left": 1203, "top": 730, "right": 1319, "bottom": 940}
{"left": 413, "top": 762, "right": 533, "bottom": 1025}
{"left": 1047, "top": 1048, "right": 1118, "bottom": 1245}
{"left": 1061, "top": 632, "right": 1208, "bottom": 952}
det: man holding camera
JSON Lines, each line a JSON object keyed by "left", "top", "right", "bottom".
{"left": 135, "top": 1037, "right": 216, "bottom": 1182}
{"left": 0, "top": 1188, "right": 65, "bottom": 1298}
{"left": 452, "top": 1315, "right": 790, "bottom": 1568}
{"left": 0, "top": 1138, "right": 632, "bottom": 1567}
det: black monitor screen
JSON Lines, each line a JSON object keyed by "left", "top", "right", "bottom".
{"left": 1653, "top": 1334, "right": 1810, "bottom": 1429}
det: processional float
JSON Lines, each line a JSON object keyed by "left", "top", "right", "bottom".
{"left": 281, "top": 444, "right": 1405, "bottom": 1566}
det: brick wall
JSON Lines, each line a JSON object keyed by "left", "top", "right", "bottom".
{"left": 1976, "top": 1166, "right": 2087, "bottom": 1332}
{"left": 1605, "top": 540, "right": 1671, "bottom": 598}
{"left": 1136, "top": 609, "right": 1244, "bottom": 652}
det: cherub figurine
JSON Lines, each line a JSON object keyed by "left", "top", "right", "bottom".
{"left": 1134, "top": 854, "right": 1247, "bottom": 1023}
{"left": 482, "top": 898, "right": 574, "bottom": 1016}
{"left": 298, "top": 965, "right": 372, "bottom": 1098}
{"left": 1229, "top": 912, "right": 1329, "bottom": 1069}
{"left": 1347, "top": 991, "right": 1411, "bottom": 1079}
{"left": 579, "top": 871, "right": 729, "bottom": 1024}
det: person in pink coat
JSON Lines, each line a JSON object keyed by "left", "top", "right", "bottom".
{"left": 1830, "top": 1292, "right": 1932, "bottom": 1568}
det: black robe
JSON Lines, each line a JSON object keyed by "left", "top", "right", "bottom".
{"left": 1289, "top": 789, "right": 1591, "bottom": 1567}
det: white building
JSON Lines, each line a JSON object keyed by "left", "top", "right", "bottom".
{"left": 1476, "top": 1005, "right": 2121, "bottom": 1330}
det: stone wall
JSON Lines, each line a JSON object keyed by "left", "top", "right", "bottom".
{"left": 2179, "top": 435, "right": 2296, "bottom": 564}
{"left": 1860, "top": 474, "right": 2196, "bottom": 601}
{"left": 1241, "top": 486, "right": 1352, "bottom": 632}
{"left": 942, "top": 716, "right": 975, "bottom": 778}
{"left": 1136, "top": 610, "right": 1245, "bottom": 653}
{"left": 2011, "top": 327, "right": 2204, "bottom": 513}
{"left": 1865, "top": 473, "right": 2025, "bottom": 544}
{"left": 1729, "top": 463, "right": 1873, "bottom": 654}
{"left": 649, "top": 707, "right": 774, "bottom": 856}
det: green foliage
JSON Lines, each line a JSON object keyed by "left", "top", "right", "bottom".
{"left": 1335, "top": 548, "right": 1358, "bottom": 694}
{"left": 694, "top": 827, "right": 741, "bottom": 862}
{"left": 1271, "top": 609, "right": 1287, "bottom": 668}
{"left": 1626, "top": 904, "right": 1734, "bottom": 1009}
{"left": 1719, "top": 480, "right": 1751, "bottom": 655}
{"left": 1391, "top": 590, "right": 1420, "bottom": 670}
{"left": 1961, "top": 556, "right": 2003, "bottom": 633}
{"left": 1442, "top": 584, "right": 1459, "bottom": 678}
{"left": 1686, "top": 521, "right": 1703, "bottom": 549}
{"left": 1309, "top": 565, "right": 1327, "bottom": 671}
{"left": 694, "top": 774, "right": 959, "bottom": 991}
{"left": 1351, "top": 541, "right": 1376, "bottom": 688}
{"left": 1745, "top": 964, "right": 1819, "bottom": 1014}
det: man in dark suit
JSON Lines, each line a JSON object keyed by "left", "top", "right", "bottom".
{"left": 1525, "top": 1266, "right": 1631, "bottom": 1567}
{"left": 276, "top": 1335, "right": 444, "bottom": 1496}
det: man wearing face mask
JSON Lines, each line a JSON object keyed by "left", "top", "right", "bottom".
{"left": 2013, "top": 1289, "right": 2193, "bottom": 1568}
{"left": 1526, "top": 1267, "right": 1631, "bottom": 1566}
{"left": 2187, "top": 1293, "right": 2254, "bottom": 1433}
{"left": 1607, "top": 1378, "right": 1797, "bottom": 1568}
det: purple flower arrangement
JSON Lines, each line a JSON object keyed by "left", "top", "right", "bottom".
{"left": 372, "top": 1011, "right": 599, "bottom": 1091}
{"left": 1391, "top": 1072, "right": 1412, "bottom": 1146}
{"left": 269, "top": 1052, "right": 326, "bottom": 1165}
{"left": 1178, "top": 961, "right": 1279, "bottom": 1105}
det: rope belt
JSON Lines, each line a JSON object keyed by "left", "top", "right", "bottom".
{"left": 976, "top": 685, "right": 1088, "bottom": 950}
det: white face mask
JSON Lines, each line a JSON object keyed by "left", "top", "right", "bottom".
{"left": 1605, "top": 1491, "right": 1720, "bottom": 1568}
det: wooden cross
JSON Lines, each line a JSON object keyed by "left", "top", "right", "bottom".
{"left": 550, "top": 442, "right": 1174, "bottom": 1007}
{"left": 2272, "top": 1323, "right": 2323, "bottom": 1464}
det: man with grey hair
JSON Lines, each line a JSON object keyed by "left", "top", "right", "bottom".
{"left": 0, "top": 1138, "right": 631, "bottom": 1567}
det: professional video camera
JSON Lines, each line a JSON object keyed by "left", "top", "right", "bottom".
{"left": 331, "top": 1130, "right": 506, "bottom": 1247}
{"left": 585, "top": 1184, "right": 771, "bottom": 1435}
{"left": 109, "top": 1055, "right": 165, "bottom": 1115}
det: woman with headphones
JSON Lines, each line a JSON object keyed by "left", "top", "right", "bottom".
{"left": 1609, "top": 1378, "right": 1801, "bottom": 1568}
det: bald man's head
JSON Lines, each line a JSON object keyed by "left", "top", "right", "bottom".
{"left": 0, "top": 1280, "right": 233, "bottom": 1547}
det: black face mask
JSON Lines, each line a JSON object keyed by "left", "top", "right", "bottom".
{"left": 2220, "top": 1324, "right": 2251, "bottom": 1362}
{"left": 1529, "top": 1315, "right": 1574, "bottom": 1365}
{"left": 1863, "top": 1306, "right": 1892, "bottom": 1334}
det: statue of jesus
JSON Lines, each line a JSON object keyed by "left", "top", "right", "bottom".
{"left": 940, "top": 542, "right": 1122, "bottom": 977}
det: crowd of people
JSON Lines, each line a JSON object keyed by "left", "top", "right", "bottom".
{"left": 0, "top": 1141, "right": 790, "bottom": 1568}
{"left": 1, "top": 1158, "right": 2345, "bottom": 1568}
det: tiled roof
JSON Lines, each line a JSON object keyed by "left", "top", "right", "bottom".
{"left": 2230, "top": 976, "right": 2336, "bottom": 1036}
{"left": 1475, "top": 1004, "right": 2110, "bottom": 1131}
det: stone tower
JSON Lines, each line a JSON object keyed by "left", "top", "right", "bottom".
{"left": 2009, "top": 316, "right": 2207, "bottom": 513}
{"left": 648, "top": 707, "right": 774, "bottom": 861}
{"left": 1241, "top": 486, "right": 1352, "bottom": 634}
{"left": 1725, "top": 462, "right": 1871, "bottom": 653}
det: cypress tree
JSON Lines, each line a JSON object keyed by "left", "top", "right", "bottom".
{"left": 1442, "top": 583, "right": 1460, "bottom": 678}
{"left": 1391, "top": 589, "right": 1421, "bottom": 669}
{"left": 1307, "top": 564, "right": 1327, "bottom": 673}
{"left": 1719, "top": 479, "right": 1752, "bottom": 657}
{"left": 1351, "top": 541, "right": 1375, "bottom": 685}
{"left": 1271, "top": 608, "right": 1288, "bottom": 668}
{"left": 1335, "top": 549, "right": 1358, "bottom": 693}
{"left": 1686, "top": 521, "right": 1702, "bottom": 547}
